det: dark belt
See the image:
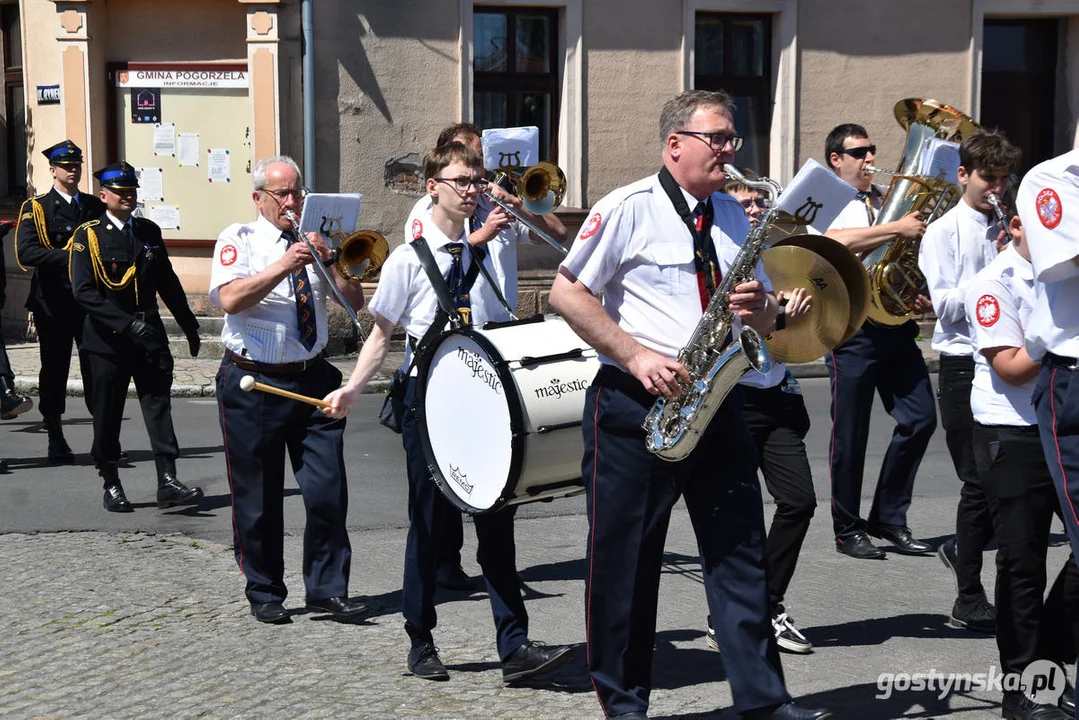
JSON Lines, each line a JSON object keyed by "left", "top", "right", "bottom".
{"left": 1045, "top": 352, "right": 1079, "bottom": 370}
{"left": 133, "top": 310, "right": 160, "bottom": 321}
{"left": 596, "top": 364, "right": 654, "bottom": 406}
{"left": 224, "top": 349, "right": 313, "bottom": 375}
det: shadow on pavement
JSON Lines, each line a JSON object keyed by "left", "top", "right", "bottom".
{"left": 805, "top": 612, "right": 976, "bottom": 648}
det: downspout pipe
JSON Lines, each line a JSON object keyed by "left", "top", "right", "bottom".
{"left": 301, "top": 0, "right": 315, "bottom": 187}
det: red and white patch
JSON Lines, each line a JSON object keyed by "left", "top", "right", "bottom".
{"left": 1036, "top": 188, "right": 1062, "bottom": 230}
{"left": 219, "top": 244, "right": 238, "bottom": 266}
{"left": 411, "top": 218, "right": 424, "bottom": 240}
{"left": 579, "top": 212, "right": 602, "bottom": 241}
{"left": 975, "top": 294, "right": 1001, "bottom": 327}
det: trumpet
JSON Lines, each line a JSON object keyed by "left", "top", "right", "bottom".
{"left": 282, "top": 209, "right": 381, "bottom": 341}
{"left": 483, "top": 162, "right": 569, "bottom": 256}
{"left": 986, "top": 193, "right": 1013, "bottom": 245}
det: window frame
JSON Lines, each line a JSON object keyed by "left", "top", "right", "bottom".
{"left": 2, "top": 1, "right": 25, "bottom": 198}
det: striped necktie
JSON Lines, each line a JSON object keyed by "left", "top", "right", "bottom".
{"left": 856, "top": 190, "right": 875, "bottom": 224}
{"left": 444, "top": 242, "right": 472, "bottom": 327}
{"left": 284, "top": 231, "right": 317, "bottom": 350}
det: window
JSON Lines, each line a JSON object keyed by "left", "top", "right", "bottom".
{"left": 473, "top": 7, "right": 560, "bottom": 160}
{"left": 694, "top": 12, "right": 771, "bottom": 174}
{"left": 980, "top": 18, "right": 1059, "bottom": 175}
{"left": 2, "top": 1, "right": 24, "bottom": 198}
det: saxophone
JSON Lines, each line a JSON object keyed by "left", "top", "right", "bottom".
{"left": 642, "top": 165, "right": 781, "bottom": 461}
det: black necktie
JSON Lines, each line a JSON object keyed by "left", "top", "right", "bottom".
{"left": 284, "top": 232, "right": 317, "bottom": 350}
{"left": 444, "top": 242, "right": 472, "bottom": 326}
{"left": 692, "top": 200, "right": 719, "bottom": 310}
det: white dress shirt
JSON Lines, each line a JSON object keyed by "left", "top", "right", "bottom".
{"left": 965, "top": 245, "right": 1037, "bottom": 426}
{"left": 407, "top": 194, "right": 530, "bottom": 308}
{"left": 560, "top": 173, "right": 769, "bottom": 369}
{"left": 919, "top": 200, "right": 1001, "bottom": 355}
{"left": 1020, "top": 149, "right": 1079, "bottom": 361}
{"left": 209, "top": 214, "right": 330, "bottom": 363}
{"left": 370, "top": 216, "right": 507, "bottom": 373}
{"left": 827, "top": 184, "right": 885, "bottom": 232}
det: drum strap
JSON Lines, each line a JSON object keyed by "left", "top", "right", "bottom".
{"left": 412, "top": 236, "right": 484, "bottom": 329}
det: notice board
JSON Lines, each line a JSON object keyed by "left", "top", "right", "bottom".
{"left": 107, "top": 63, "right": 253, "bottom": 245}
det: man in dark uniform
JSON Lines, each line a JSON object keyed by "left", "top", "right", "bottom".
{"left": 14, "top": 140, "right": 104, "bottom": 462}
{"left": 68, "top": 161, "right": 203, "bottom": 512}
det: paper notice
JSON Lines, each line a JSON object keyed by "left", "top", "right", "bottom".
{"left": 207, "top": 148, "right": 230, "bottom": 182}
{"left": 135, "top": 167, "right": 163, "bottom": 202}
{"left": 178, "top": 133, "right": 200, "bottom": 167}
{"left": 149, "top": 204, "right": 181, "bottom": 230}
{"left": 153, "top": 123, "right": 176, "bottom": 156}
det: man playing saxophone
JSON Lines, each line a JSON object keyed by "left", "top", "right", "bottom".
{"left": 823, "top": 123, "right": 938, "bottom": 561}
{"left": 549, "top": 89, "right": 832, "bottom": 720}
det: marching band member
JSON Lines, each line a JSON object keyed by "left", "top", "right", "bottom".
{"left": 703, "top": 173, "right": 817, "bottom": 655}
{"left": 966, "top": 207, "right": 1079, "bottom": 720}
{"left": 404, "top": 122, "right": 567, "bottom": 592}
{"left": 68, "top": 161, "right": 203, "bottom": 512}
{"left": 824, "top": 123, "right": 937, "bottom": 560}
{"left": 1021, "top": 149, "right": 1079, "bottom": 720}
{"left": 210, "top": 156, "right": 368, "bottom": 624}
{"left": 919, "top": 129, "right": 1020, "bottom": 634}
{"left": 549, "top": 89, "right": 831, "bottom": 720}
{"left": 14, "top": 140, "right": 103, "bottom": 461}
{"left": 324, "top": 142, "right": 572, "bottom": 684}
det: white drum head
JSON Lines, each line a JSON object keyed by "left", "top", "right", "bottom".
{"left": 417, "top": 331, "right": 519, "bottom": 513}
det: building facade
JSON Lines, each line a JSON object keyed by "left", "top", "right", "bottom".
{"left": 3, "top": 0, "right": 1078, "bottom": 327}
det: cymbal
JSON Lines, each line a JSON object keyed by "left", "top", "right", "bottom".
{"left": 762, "top": 245, "right": 852, "bottom": 364}
{"left": 770, "top": 233, "right": 870, "bottom": 343}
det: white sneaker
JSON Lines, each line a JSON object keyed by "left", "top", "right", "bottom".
{"left": 772, "top": 611, "right": 813, "bottom": 654}
{"left": 705, "top": 614, "right": 718, "bottom": 651}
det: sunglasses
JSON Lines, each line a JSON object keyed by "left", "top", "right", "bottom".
{"left": 740, "top": 198, "right": 767, "bottom": 209}
{"left": 839, "top": 145, "right": 876, "bottom": 159}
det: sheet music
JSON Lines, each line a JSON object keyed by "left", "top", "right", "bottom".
{"left": 774, "top": 158, "right": 859, "bottom": 234}
{"left": 298, "top": 193, "right": 363, "bottom": 237}
{"left": 918, "top": 139, "right": 961, "bottom": 185}
{"left": 243, "top": 318, "right": 286, "bottom": 364}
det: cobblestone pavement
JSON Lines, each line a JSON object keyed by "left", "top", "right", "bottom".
{"left": 3, "top": 498, "right": 1069, "bottom": 719}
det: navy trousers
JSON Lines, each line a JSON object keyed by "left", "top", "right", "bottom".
{"left": 825, "top": 322, "right": 937, "bottom": 539}
{"left": 34, "top": 306, "right": 93, "bottom": 417}
{"left": 400, "top": 376, "right": 528, "bottom": 662}
{"left": 216, "top": 355, "right": 351, "bottom": 605}
{"left": 583, "top": 366, "right": 789, "bottom": 718}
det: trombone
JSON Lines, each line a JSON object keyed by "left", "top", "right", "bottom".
{"left": 483, "top": 162, "right": 570, "bottom": 256}
{"left": 282, "top": 209, "right": 388, "bottom": 342}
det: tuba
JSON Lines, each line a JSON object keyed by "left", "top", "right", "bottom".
{"left": 861, "top": 98, "right": 980, "bottom": 326}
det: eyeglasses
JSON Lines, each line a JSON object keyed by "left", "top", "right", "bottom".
{"left": 434, "top": 176, "right": 489, "bottom": 192}
{"left": 740, "top": 198, "right": 767, "bottom": 209}
{"left": 839, "top": 145, "right": 876, "bottom": 159}
{"left": 262, "top": 187, "right": 306, "bottom": 202}
{"left": 676, "top": 130, "right": 744, "bottom": 152}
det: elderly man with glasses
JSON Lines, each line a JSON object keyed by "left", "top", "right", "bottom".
{"left": 822, "top": 123, "right": 938, "bottom": 562}
{"left": 209, "top": 155, "right": 369, "bottom": 625}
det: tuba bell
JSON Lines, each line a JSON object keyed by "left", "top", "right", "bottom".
{"left": 861, "top": 98, "right": 981, "bottom": 326}
{"left": 332, "top": 229, "right": 389, "bottom": 283}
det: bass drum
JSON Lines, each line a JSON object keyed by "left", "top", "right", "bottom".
{"left": 414, "top": 314, "right": 599, "bottom": 514}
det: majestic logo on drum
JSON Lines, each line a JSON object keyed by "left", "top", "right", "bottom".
{"left": 457, "top": 348, "right": 502, "bottom": 394}
{"left": 448, "top": 464, "right": 473, "bottom": 495}
{"left": 535, "top": 377, "right": 590, "bottom": 400}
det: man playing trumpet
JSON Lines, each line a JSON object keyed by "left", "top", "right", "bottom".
{"left": 209, "top": 155, "right": 367, "bottom": 625}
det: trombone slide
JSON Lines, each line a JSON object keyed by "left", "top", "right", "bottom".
{"left": 483, "top": 191, "right": 569, "bottom": 256}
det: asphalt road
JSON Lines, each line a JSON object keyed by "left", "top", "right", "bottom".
{"left": 0, "top": 376, "right": 959, "bottom": 543}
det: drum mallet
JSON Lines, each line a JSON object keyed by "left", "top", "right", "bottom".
{"left": 238, "top": 374, "right": 331, "bottom": 409}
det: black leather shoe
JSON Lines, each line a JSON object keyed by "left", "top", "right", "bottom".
{"left": 437, "top": 563, "right": 478, "bottom": 591}
{"left": 407, "top": 643, "right": 450, "bottom": 681}
{"left": 1002, "top": 691, "right": 1070, "bottom": 719}
{"left": 950, "top": 596, "right": 996, "bottom": 634}
{"left": 103, "top": 485, "right": 133, "bottom": 513}
{"left": 48, "top": 436, "right": 76, "bottom": 465}
{"left": 611, "top": 713, "right": 648, "bottom": 719}
{"left": 502, "top": 640, "right": 573, "bottom": 683}
{"left": 771, "top": 702, "right": 835, "bottom": 720}
{"left": 0, "top": 390, "right": 32, "bottom": 420}
{"left": 118, "top": 450, "right": 130, "bottom": 464}
{"left": 305, "top": 596, "right": 370, "bottom": 620}
{"left": 0, "top": 458, "right": 9, "bottom": 474}
{"left": 156, "top": 473, "right": 203, "bottom": 508}
{"left": 1059, "top": 676, "right": 1075, "bottom": 714}
{"left": 835, "top": 531, "right": 885, "bottom": 560}
{"left": 250, "top": 601, "right": 291, "bottom": 624}
{"left": 868, "top": 523, "right": 933, "bottom": 555}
